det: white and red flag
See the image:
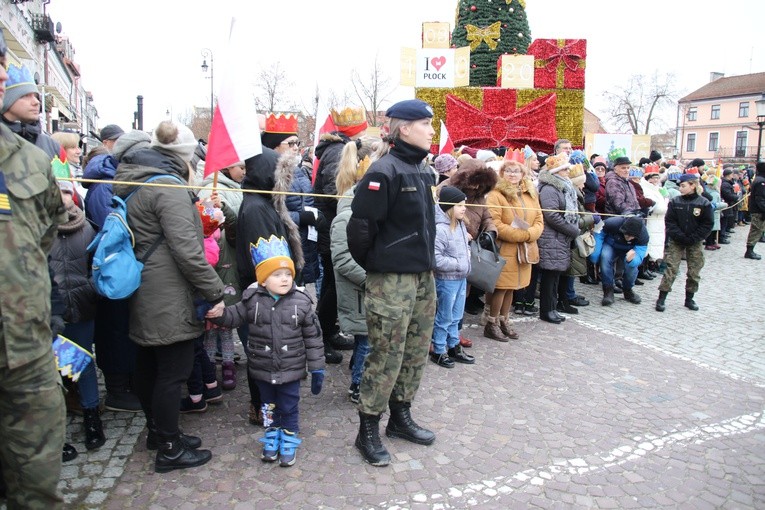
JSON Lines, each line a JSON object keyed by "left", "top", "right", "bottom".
{"left": 205, "top": 18, "right": 262, "bottom": 177}
{"left": 310, "top": 97, "right": 337, "bottom": 185}
{"left": 439, "top": 120, "right": 454, "bottom": 155}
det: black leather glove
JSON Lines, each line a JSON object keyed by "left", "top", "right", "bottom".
{"left": 299, "top": 210, "right": 317, "bottom": 227}
{"left": 478, "top": 231, "right": 497, "bottom": 250}
{"left": 50, "top": 315, "right": 65, "bottom": 340}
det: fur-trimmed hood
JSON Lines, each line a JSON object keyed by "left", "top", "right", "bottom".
{"left": 315, "top": 132, "right": 350, "bottom": 160}
{"left": 273, "top": 152, "right": 304, "bottom": 269}
{"left": 240, "top": 148, "right": 303, "bottom": 269}
{"left": 449, "top": 162, "right": 498, "bottom": 200}
{"left": 537, "top": 169, "right": 568, "bottom": 192}
{"left": 493, "top": 177, "right": 537, "bottom": 204}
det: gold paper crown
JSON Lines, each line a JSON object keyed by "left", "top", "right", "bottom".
{"left": 568, "top": 163, "right": 584, "bottom": 178}
{"left": 264, "top": 113, "right": 298, "bottom": 134}
{"left": 356, "top": 155, "right": 373, "bottom": 179}
{"left": 330, "top": 107, "right": 367, "bottom": 127}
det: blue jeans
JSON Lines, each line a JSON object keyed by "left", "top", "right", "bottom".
{"left": 255, "top": 380, "right": 301, "bottom": 432}
{"left": 63, "top": 321, "right": 99, "bottom": 409}
{"left": 600, "top": 243, "right": 638, "bottom": 290}
{"left": 351, "top": 334, "right": 369, "bottom": 385}
{"left": 431, "top": 278, "right": 466, "bottom": 355}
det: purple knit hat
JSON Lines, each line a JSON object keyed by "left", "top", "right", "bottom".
{"left": 434, "top": 154, "right": 458, "bottom": 175}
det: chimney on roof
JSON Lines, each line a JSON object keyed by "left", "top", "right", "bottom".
{"left": 710, "top": 72, "right": 724, "bottom": 82}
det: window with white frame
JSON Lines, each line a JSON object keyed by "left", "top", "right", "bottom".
{"left": 687, "top": 133, "right": 696, "bottom": 152}
{"left": 708, "top": 132, "right": 719, "bottom": 152}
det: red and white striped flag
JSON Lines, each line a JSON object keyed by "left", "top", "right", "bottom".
{"left": 205, "top": 18, "right": 262, "bottom": 177}
{"left": 310, "top": 97, "right": 337, "bottom": 185}
{"left": 439, "top": 120, "right": 454, "bottom": 155}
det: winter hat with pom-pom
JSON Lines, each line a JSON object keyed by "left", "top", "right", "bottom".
{"left": 151, "top": 121, "right": 197, "bottom": 163}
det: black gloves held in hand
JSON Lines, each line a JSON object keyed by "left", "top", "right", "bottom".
{"left": 299, "top": 210, "right": 317, "bottom": 226}
{"left": 50, "top": 315, "right": 65, "bottom": 340}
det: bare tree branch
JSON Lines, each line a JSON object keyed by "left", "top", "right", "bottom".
{"left": 350, "top": 55, "right": 395, "bottom": 127}
{"left": 603, "top": 72, "right": 678, "bottom": 135}
{"left": 254, "top": 62, "right": 296, "bottom": 112}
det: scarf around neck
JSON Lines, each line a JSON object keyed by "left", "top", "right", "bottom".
{"left": 58, "top": 203, "right": 87, "bottom": 234}
{"left": 557, "top": 175, "right": 579, "bottom": 225}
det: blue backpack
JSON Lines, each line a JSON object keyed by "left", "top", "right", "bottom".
{"left": 87, "top": 174, "right": 184, "bottom": 299}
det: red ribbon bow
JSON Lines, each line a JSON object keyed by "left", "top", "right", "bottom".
{"left": 445, "top": 93, "right": 558, "bottom": 149}
{"left": 542, "top": 39, "right": 584, "bottom": 72}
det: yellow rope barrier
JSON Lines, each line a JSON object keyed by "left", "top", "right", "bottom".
{"left": 62, "top": 177, "right": 751, "bottom": 219}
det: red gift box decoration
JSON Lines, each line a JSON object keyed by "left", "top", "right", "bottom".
{"left": 445, "top": 88, "right": 558, "bottom": 149}
{"left": 528, "top": 38, "right": 586, "bottom": 89}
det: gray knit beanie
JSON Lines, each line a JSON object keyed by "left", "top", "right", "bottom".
{"left": 151, "top": 121, "right": 197, "bottom": 163}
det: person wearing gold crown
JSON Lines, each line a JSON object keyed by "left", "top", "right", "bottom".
{"left": 347, "top": 99, "right": 438, "bottom": 466}
{"left": 206, "top": 235, "right": 324, "bottom": 467}
{"left": 314, "top": 106, "right": 369, "bottom": 364}
{"left": 261, "top": 113, "right": 321, "bottom": 305}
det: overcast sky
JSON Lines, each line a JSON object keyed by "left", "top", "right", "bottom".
{"left": 47, "top": 0, "right": 764, "bottom": 136}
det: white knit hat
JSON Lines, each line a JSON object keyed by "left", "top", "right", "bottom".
{"left": 151, "top": 121, "right": 197, "bottom": 163}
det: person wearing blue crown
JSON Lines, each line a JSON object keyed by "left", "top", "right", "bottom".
{"left": 206, "top": 235, "right": 325, "bottom": 467}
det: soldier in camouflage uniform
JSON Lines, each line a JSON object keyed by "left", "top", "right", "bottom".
{"left": 347, "top": 99, "right": 438, "bottom": 466}
{"left": 655, "top": 173, "right": 713, "bottom": 312}
{"left": 0, "top": 30, "right": 68, "bottom": 510}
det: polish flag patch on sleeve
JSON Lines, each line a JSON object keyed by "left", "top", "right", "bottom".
{"left": 368, "top": 181, "right": 381, "bottom": 191}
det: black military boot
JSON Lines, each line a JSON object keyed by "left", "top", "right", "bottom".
{"left": 684, "top": 292, "right": 699, "bottom": 311}
{"left": 745, "top": 246, "right": 762, "bottom": 260}
{"left": 83, "top": 407, "right": 106, "bottom": 451}
{"left": 655, "top": 291, "right": 668, "bottom": 312}
{"left": 386, "top": 402, "right": 435, "bottom": 445}
{"left": 155, "top": 435, "right": 212, "bottom": 473}
{"left": 355, "top": 412, "right": 390, "bottom": 466}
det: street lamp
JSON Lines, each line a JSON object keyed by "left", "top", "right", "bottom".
{"left": 756, "top": 93, "right": 765, "bottom": 163}
{"left": 201, "top": 48, "right": 214, "bottom": 119}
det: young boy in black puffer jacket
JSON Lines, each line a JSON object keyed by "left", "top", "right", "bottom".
{"left": 207, "top": 235, "right": 324, "bottom": 467}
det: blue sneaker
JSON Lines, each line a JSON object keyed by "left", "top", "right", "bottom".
{"left": 278, "top": 429, "right": 302, "bottom": 467}
{"left": 259, "top": 427, "right": 280, "bottom": 462}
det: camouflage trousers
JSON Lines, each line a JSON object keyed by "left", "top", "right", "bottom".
{"left": 746, "top": 213, "right": 765, "bottom": 246}
{"left": 0, "top": 349, "right": 65, "bottom": 510}
{"left": 358, "top": 271, "right": 436, "bottom": 415}
{"left": 658, "top": 239, "right": 705, "bottom": 294}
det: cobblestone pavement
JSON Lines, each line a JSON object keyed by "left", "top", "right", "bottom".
{"left": 6, "top": 228, "right": 764, "bottom": 509}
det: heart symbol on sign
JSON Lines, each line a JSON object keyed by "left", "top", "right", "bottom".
{"left": 431, "top": 56, "right": 446, "bottom": 71}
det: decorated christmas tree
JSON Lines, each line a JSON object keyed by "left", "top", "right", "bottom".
{"left": 452, "top": 0, "right": 531, "bottom": 86}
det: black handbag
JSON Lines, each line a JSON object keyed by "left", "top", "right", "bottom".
{"left": 467, "top": 233, "right": 506, "bottom": 293}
